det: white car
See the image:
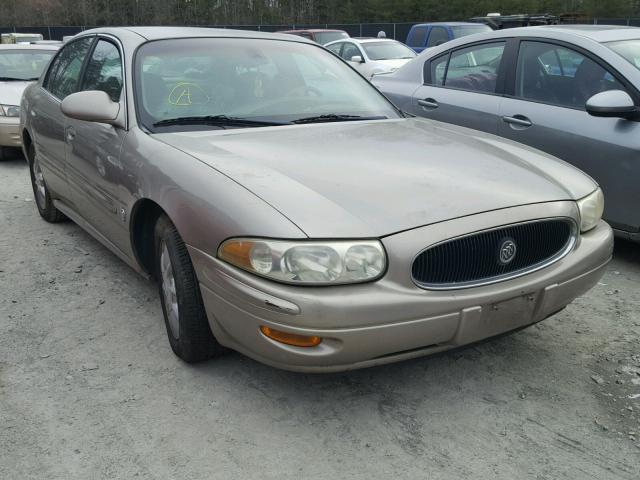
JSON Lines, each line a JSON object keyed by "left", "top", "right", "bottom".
{"left": 0, "top": 44, "right": 59, "bottom": 159}
{"left": 325, "top": 37, "right": 416, "bottom": 79}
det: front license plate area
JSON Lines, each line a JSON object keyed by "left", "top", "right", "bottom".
{"left": 482, "top": 293, "right": 538, "bottom": 336}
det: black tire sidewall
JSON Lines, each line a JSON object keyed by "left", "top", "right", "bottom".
{"left": 154, "top": 215, "right": 219, "bottom": 362}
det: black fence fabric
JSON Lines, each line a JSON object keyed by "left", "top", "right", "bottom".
{"left": 1, "top": 19, "right": 638, "bottom": 41}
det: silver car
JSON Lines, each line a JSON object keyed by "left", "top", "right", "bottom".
{"left": 373, "top": 25, "right": 640, "bottom": 242}
{"left": 0, "top": 44, "right": 58, "bottom": 159}
{"left": 325, "top": 37, "right": 416, "bottom": 78}
{"left": 20, "top": 27, "right": 612, "bottom": 372}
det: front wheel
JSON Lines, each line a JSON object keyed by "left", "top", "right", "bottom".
{"left": 154, "top": 215, "right": 223, "bottom": 363}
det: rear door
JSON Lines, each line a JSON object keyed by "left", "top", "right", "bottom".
{"left": 29, "top": 36, "right": 94, "bottom": 202}
{"left": 498, "top": 39, "right": 640, "bottom": 233}
{"left": 408, "top": 40, "right": 511, "bottom": 134}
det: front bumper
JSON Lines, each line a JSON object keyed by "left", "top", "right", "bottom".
{"left": 0, "top": 116, "right": 21, "bottom": 148}
{"left": 189, "top": 202, "right": 613, "bottom": 372}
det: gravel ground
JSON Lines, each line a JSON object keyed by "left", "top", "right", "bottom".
{"left": 1, "top": 155, "right": 639, "bottom": 479}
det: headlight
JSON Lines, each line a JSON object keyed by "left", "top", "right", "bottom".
{"left": 577, "top": 187, "right": 604, "bottom": 233}
{"left": 218, "top": 238, "right": 386, "bottom": 285}
{"left": 0, "top": 105, "right": 20, "bottom": 117}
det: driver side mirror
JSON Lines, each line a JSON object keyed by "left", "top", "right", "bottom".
{"left": 61, "top": 90, "right": 123, "bottom": 127}
{"left": 586, "top": 90, "right": 638, "bottom": 120}
{"left": 350, "top": 55, "right": 364, "bottom": 63}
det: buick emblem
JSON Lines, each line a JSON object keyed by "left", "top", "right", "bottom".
{"left": 499, "top": 238, "right": 517, "bottom": 265}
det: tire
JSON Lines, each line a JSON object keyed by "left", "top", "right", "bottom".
{"left": 154, "top": 214, "right": 222, "bottom": 363}
{"left": 27, "top": 144, "right": 67, "bottom": 223}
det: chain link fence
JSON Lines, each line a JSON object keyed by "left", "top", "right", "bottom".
{"left": 1, "top": 19, "right": 639, "bottom": 42}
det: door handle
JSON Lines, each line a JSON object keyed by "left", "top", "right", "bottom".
{"left": 66, "top": 127, "right": 76, "bottom": 143}
{"left": 418, "top": 98, "right": 439, "bottom": 109}
{"left": 502, "top": 115, "right": 532, "bottom": 128}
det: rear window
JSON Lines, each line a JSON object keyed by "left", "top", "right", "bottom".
{"left": 409, "top": 27, "right": 427, "bottom": 48}
{"left": 314, "top": 32, "right": 349, "bottom": 45}
{"left": 606, "top": 39, "right": 640, "bottom": 70}
{"left": 451, "top": 25, "right": 492, "bottom": 39}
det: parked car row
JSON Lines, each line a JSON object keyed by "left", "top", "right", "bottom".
{"left": 0, "top": 25, "right": 624, "bottom": 372}
{"left": 373, "top": 25, "right": 640, "bottom": 242}
{"left": 0, "top": 43, "right": 59, "bottom": 159}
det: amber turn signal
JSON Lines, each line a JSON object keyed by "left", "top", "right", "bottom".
{"left": 260, "top": 326, "right": 322, "bottom": 347}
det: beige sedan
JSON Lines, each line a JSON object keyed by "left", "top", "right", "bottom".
{"left": 20, "top": 27, "right": 612, "bottom": 372}
{"left": 0, "top": 44, "right": 58, "bottom": 159}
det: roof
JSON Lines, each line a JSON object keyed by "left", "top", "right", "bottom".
{"left": 278, "top": 29, "right": 346, "bottom": 33}
{"left": 411, "top": 22, "right": 484, "bottom": 27}
{"left": 0, "top": 43, "right": 60, "bottom": 50}
{"left": 82, "top": 26, "right": 315, "bottom": 43}
{"left": 347, "top": 38, "right": 403, "bottom": 44}
{"left": 502, "top": 24, "right": 640, "bottom": 43}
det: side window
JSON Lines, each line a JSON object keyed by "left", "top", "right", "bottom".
{"left": 516, "top": 41, "right": 626, "bottom": 109}
{"left": 326, "top": 42, "right": 343, "bottom": 56}
{"left": 409, "top": 27, "right": 427, "bottom": 48}
{"left": 81, "top": 39, "right": 123, "bottom": 102}
{"left": 443, "top": 42, "right": 505, "bottom": 93}
{"left": 45, "top": 37, "right": 93, "bottom": 100}
{"left": 427, "top": 27, "right": 449, "bottom": 48}
{"left": 427, "top": 54, "right": 448, "bottom": 85}
{"left": 342, "top": 43, "right": 362, "bottom": 62}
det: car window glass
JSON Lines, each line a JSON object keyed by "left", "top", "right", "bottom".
{"left": 0, "top": 50, "right": 56, "bottom": 80}
{"left": 606, "top": 39, "right": 640, "bottom": 70}
{"left": 45, "top": 37, "right": 93, "bottom": 100}
{"left": 428, "top": 54, "right": 448, "bottom": 85}
{"left": 427, "top": 27, "right": 449, "bottom": 48}
{"left": 342, "top": 43, "right": 361, "bottom": 61}
{"left": 409, "top": 27, "right": 427, "bottom": 48}
{"left": 326, "top": 42, "right": 343, "bottom": 55}
{"left": 443, "top": 42, "right": 505, "bottom": 93}
{"left": 135, "top": 38, "right": 400, "bottom": 129}
{"left": 81, "top": 40, "right": 123, "bottom": 102}
{"left": 516, "top": 41, "right": 626, "bottom": 109}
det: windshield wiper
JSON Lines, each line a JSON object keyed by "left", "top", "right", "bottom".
{"left": 153, "top": 115, "right": 289, "bottom": 128}
{"left": 0, "top": 76, "right": 34, "bottom": 81}
{"left": 291, "top": 114, "right": 386, "bottom": 124}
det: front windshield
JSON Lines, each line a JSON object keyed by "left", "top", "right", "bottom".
{"left": 362, "top": 41, "right": 416, "bottom": 60}
{"left": 315, "top": 31, "right": 349, "bottom": 45}
{"left": 135, "top": 38, "right": 400, "bottom": 131}
{"left": 451, "top": 25, "right": 492, "bottom": 39}
{"left": 0, "top": 50, "right": 55, "bottom": 80}
{"left": 606, "top": 39, "right": 640, "bottom": 70}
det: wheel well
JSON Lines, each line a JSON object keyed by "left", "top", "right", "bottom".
{"left": 130, "top": 199, "right": 166, "bottom": 277}
{"left": 22, "top": 130, "right": 33, "bottom": 159}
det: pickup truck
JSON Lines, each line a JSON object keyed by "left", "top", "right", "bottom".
{"left": 405, "top": 22, "right": 491, "bottom": 53}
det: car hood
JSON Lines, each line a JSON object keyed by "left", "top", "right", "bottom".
{"left": 0, "top": 81, "right": 31, "bottom": 105}
{"left": 155, "top": 118, "right": 596, "bottom": 238}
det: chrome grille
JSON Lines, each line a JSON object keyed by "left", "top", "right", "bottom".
{"left": 412, "top": 218, "right": 576, "bottom": 289}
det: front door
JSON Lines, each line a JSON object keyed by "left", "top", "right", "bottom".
{"left": 64, "top": 38, "right": 130, "bottom": 251}
{"left": 498, "top": 40, "right": 640, "bottom": 233}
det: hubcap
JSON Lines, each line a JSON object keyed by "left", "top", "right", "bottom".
{"left": 160, "top": 242, "right": 180, "bottom": 339}
{"left": 32, "top": 156, "right": 47, "bottom": 210}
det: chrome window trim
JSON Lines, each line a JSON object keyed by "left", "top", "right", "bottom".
{"left": 411, "top": 217, "right": 578, "bottom": 291}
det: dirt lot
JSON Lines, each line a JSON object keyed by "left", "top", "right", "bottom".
{"left": 1, "top": 155, "right": 639, "bottom": 479}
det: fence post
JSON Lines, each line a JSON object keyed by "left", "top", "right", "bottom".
{"left": 47, "top": 26, "right": 51, "bottom": 40}
{"left": 393, "top": 23, "right": 396, "bottom": 40}
{"left": 359, "top": 24, "right": 362, "bottom": 36}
